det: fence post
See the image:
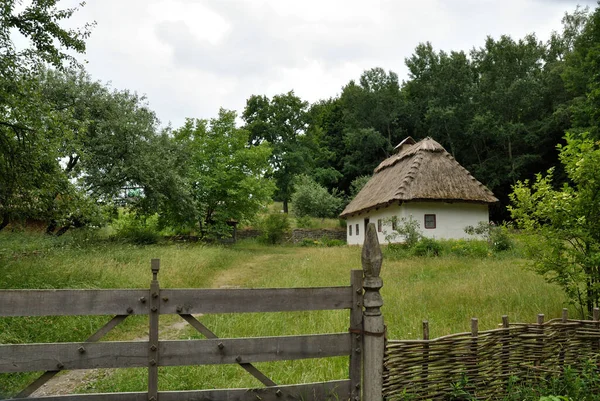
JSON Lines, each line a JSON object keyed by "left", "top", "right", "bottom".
{"left": 148, "top": 259, "right": 160, "bottom": 401}
{"left": 362, "top": 223, "right": 384, "bottom": 401}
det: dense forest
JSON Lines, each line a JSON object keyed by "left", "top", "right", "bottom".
{"left": 1, "top": 1, "right": 600, "bottom": 236}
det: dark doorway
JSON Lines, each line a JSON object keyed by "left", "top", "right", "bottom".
{"left": 364, "top": 218, "right": 370, "bottom": 235}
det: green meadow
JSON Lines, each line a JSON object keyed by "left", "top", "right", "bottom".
{"left": 0, "top": 231, "right": 567, "bottom": 395}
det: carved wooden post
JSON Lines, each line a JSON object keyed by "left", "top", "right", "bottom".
{"left": 362, "top": 223, "right": 384, "bottom": 401}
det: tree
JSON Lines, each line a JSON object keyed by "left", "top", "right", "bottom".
{"left": 0, "top": 0, "right": 92, "bottom": 230}
{"left": 242, "top": 91, "right": 314, "bottom": 213}
{"left": 173, "top": 109, "right": 274, "bottom": 237}
{"left": 291, "top": 175, "right": 344, "bottom": 220}
{"left": 509, "top": 133, "right": 600, "bottom": 317}
{"left": 562, "top": 4, "right": 600, "bottom": 137}
{"left": 34, "top": 68, "right": 165, "bottom": 234}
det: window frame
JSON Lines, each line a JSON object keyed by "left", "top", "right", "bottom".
{"left": 356, "top": 223, "right": 359, "bottom": 236}
{"left": 377, "top": 219, "right": 382, "bottom": 232}
{"left": 424, "top": 214, "right": 436, "bottom": 229}
{"left": 349, "top": 224, "right": 352, "bottom": 236}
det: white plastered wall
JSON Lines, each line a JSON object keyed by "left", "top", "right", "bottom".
{"left": 345, "top": 202, "right": 489, "bottom": 245}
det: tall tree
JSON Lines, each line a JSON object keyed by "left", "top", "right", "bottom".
{"left": 0, "top": 0, "right": 92, "bottom": 230}
{"left": 173, "top": 109, "right": 274, "bottom": 237}
{"left": 562, "top": 5, "right": 600, "bottom": 137}
{"left": 242, "top": 91, "right": 313, "bottom": 213}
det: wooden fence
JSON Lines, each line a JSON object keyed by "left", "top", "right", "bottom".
{"left": 0, "top": 225, "right": 386, "bottom": 401}
{"left": 383, "top": 310, "right": 600, "bottom": 400}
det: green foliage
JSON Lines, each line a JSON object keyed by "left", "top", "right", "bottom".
{"left": 509, "top": 133, "right": 600, "bottom": 317}
{"left": 412, "top": 237, "right": 443, "bottom": 257}
{"left": 465, "top": 221, "right": 514, "bottom": 252}
{"left": 243, "top": 91, "right": 315, "bottom": 212}
{"left": 291, "top": 175, "right": 344, "bottom": 219}
{"left": 384, "top": 216, "right": 423, "bottom": 247}
{"left": 299, "top": 237, "right": 345, "bottom": 247}
{"left": 295, "top": 215, "right": 316, "bottom": 228}
{"left": 349, "top": 175, "right": 371, "bottom": 198}
{"left": 444, "top": 239, "right": 490, "bottom": 258}
{"left": 257, "top": 213, "right": 290, "bottom": 245}
{"left": 110, "top": 210, "right": 161, "bottom": 245}
{"left": 0, "top": 1, "right": 92, "bottom": 230}
{"left": 172, "top": 109, "right": 275, "bottom": 238}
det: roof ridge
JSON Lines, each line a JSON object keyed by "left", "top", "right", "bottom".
{"left": 394, "top": 153, "right": 423, "bottom": 198}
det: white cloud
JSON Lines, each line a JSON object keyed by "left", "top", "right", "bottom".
{"left": 61, "top": 0, "right": 596, "bottom": 128}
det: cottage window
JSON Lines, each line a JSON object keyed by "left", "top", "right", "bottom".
{"left": 424, "top": 214, "right": 436, "bottom": 229}
{"left": 349, "top": 224, "right": 352, "bottom": 236}
{"left": 377, "top": 219, "right": 382, "bottom": 232}
{"left": 392, "top": 217, "right": 397, "bottom": 231}
{"left": 356, "top": 224, "right": 359, "bottom": 236}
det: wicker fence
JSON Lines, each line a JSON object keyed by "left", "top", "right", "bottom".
{"left": 383, "top": 309, "right": 600, "bottom": 400}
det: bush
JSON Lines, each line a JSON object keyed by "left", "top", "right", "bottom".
{"left": 444, "top": 239, "right": 489, "bottom": 258}
{"left": 464, "top": 221, "right": 513, "bottom": 252}
{"left": 291, "top": 175, "right": 344, "bottom": 219}
{"left": 412, "top": 237, "right": 442, "bottom": 256}
{"left": 111, "top": 211, "right": 161, "bottom": 245}
{"left": 258, "top": 213, "right": 290, "bottom": 245}
{"left": 384, "top": 216, "right": 422, "bottom": 247}
{"left": 295, "top": 215, "right": 316, "bottom": 228}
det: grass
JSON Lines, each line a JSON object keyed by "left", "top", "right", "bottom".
{"left": 0, "top": 230, "right": 568, "bottom": 396}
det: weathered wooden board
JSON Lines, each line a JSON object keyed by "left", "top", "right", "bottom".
{"left": 5, "top": 380, "right": 351, "bottom": 401}
{"left": 0, "top": 287, "right": 352, "bottom": 317}
{"left": 0, "top": 290, "right": 148, "bottom": 316}
{"left": 0, "top": 334, "right": 351, "bottom": 373}
{"left": 0, "top": 341, "right": 147, "bottom": 373}
{"left": 159, "top": 333, "right": 351, "bottom": 366}
{"left": 159, "top": 287, "right": 353, "bottom": 314}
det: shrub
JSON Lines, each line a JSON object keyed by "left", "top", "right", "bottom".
{"left": 464, "top": 221, "right": 513, "bottom": 252}
{"left": 291, "top": 175, "right": 344, "bottom": 219}
{"left": 111, "top": 211, "right": 161, "bottom": 245}
{"left": 444, "top": 239, "right": 489, "bottom": 258}
{"left": 384, "top": 216, "right": 422, "bottom": 247}
{"left": 412, "top": 237, "right": 442, "bottom": 256}
{"left": 295, "top": 215, "right": 316, "bottom": 228}
{"left": 258, "top": 213, "right": 290, "bottom": 245}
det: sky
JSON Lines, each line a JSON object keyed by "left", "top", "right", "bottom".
{"left": 59, "top": 0, "right": 597, "bottom": 128}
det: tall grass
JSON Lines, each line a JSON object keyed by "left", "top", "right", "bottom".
{"left": 0, "top": 232, "right": 568, "bottom": 396}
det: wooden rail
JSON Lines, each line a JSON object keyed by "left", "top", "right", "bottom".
{"left": 0, "top": 223, "right": 387, "bottom": 401}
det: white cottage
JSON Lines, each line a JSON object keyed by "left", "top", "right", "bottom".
{"left": 340, "top": 137, "right": 498, "bottom": 245}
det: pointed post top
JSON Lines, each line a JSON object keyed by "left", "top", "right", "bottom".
{"left": 151, "top": 259, "right": 160, "bottom": 280}
{"left": 362, "top": 223, "right": 382, "bottom": 279}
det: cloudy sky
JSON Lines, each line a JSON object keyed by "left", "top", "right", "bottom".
{"left": 62, "top": 0, "right": 596, "bottom": 128}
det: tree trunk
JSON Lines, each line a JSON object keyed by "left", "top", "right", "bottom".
{"left": 283, "top": 199, "right": 289, "bottom": 214}
{"left": 55, "top": 225, "right": 71, "bottom": 237}
{"left": 0, "top": 212, "right": 9, "bottom": 231}
{"left": 45, "top": 220, "right": 57, "bottom": 235}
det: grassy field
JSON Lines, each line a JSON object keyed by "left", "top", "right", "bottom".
{"left": 0, "top": 231, "right": 568, "bottom": 395}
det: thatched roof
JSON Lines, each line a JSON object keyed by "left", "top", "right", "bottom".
{"left": 340, "top": 137, "right": 498, "bottom": 218}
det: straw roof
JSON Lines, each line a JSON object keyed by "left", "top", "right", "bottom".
{"left": 340, "top": 137, "right": 498, "bottom": 218}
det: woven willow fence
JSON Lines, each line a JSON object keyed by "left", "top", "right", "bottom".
{"left": 383, "top": 309, "right": 600, "bottom": 400}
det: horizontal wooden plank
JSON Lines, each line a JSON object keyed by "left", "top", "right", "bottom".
{"left": 0, "top": 290, "right": 149, "bottom": 316}
{"left": 7, "top": 380, "right": 351, "bottom": 401}
{"left": 0, "top": 341, "right": 147, "bottom": 373}
{"left": 0, "top": 287, "right": 352, "bottom": 317}
{"left": 6, "top": 392, "right": 147, "bottom": 401}
{"left": 0, "top": 333, "right": 351, "bottom": 373}
{"left": 159, "top": 333, "right": 351, "bottom": 366}
{"left": 160, "top": 287, "right": 353, "bottom": 314}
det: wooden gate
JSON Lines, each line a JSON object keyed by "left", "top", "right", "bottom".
{"left": 0, "top": 225, "right": 385, "bottom": 401}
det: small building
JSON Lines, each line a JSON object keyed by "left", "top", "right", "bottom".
{"left": 340, "top": 137, "right": 498, "bottom": 245}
